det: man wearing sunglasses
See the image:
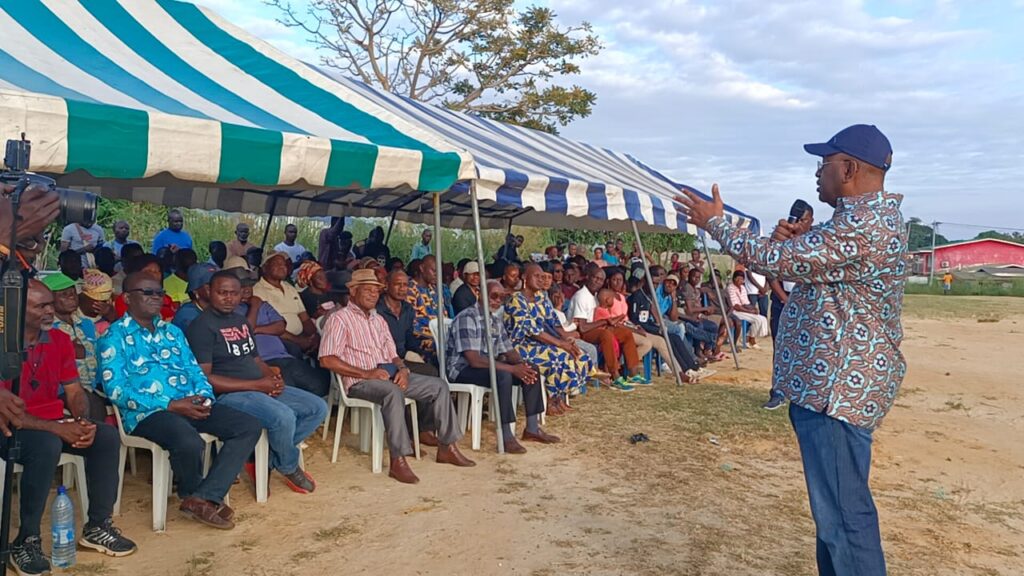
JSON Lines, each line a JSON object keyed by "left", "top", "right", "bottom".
{"left": 678, "top": 125, "right": 905, "bottom": 576}
{"left": 100, "top": 273, "right": 262, "bottom": 530}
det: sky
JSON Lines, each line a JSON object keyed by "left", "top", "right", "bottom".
{"left": 202, "top": 0, "right": 1024, "bottom": 237}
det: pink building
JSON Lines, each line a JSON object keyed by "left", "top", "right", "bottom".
{"left": 910, "top": 238, "right": 1024, "bottom": 275}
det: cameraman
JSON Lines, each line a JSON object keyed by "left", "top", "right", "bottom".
{"left": 0, "top": 182, "right": 60, "bottom": 436}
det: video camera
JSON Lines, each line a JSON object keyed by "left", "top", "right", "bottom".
{"left": 0, "top": 135, "right": 96, "bottom": 225}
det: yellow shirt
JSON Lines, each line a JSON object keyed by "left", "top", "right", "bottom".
{"left": 943, "top": 273, "right": 953, "bottom": 284}
{"left": 253, "top": 278, "right": 306, "bottom": 335}
{"left": 163, "top": 274, "right": 189, "bottom": 304}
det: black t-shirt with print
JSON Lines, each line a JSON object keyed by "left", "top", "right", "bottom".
{"left": 186, "top": 308, "right": 263, "bottom": 381}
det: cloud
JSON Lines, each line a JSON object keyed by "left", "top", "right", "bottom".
{"left": 542, "top": 0, "right": 1024, "bottom": 232}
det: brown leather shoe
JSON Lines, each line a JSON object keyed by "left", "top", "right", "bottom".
{"left": 217, "top": 503, "right": 235, "bottom": 522}
{"left": 419, "top": 430, "right": 439, "bottom": 447}
{"left": 180, "top": 497, "right": 234, "bottom": 530}
{"left": 503, "top": 436, "right": 527, "bottom": 454}
{"left": 522, "top": 428, "right": 561, "bottom": 444}
{"left": 436, "top": 443, "right": 476, "bottom": 467}
{"left": 388, "top": 457, "right": 420, "bottom": 484}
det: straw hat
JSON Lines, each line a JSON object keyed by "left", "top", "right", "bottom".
{"left": 347, "top": 268, "right": 384, "bottom": 290}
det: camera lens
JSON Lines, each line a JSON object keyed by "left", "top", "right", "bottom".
{"left": 56, "top": 187, "right": 97, "bottom": 225}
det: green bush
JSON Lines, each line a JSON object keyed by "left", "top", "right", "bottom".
{"left": 35, "top": 197, "right": 699, "bottom": 271}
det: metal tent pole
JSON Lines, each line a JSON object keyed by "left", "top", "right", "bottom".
{"left": 469, "top": 182, "right": 504, "bottom": 453}
{"left": 702, "top": 237, "right": 741, "bottom": 370}
{"left": 630, "top": 221, "right": 685, "bottom": 387}
{"left": 258, "top": 193, "right": 280, "bottom": 252}
{"left": 432, "top": 193, "right": 447, "bottom": 378}
{"left": 384, "top": 210, "right": 398, "bottom": 247}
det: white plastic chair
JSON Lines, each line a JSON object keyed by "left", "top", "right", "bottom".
{"left": 325, "top": 373, "right": 420, "bottom": 472}
{"left": 430, "top": 317, "right": 545, "bottom": 450}
{"left": 112, "top": 406, "right": 221, "bottom": 532}
{"left": 430, "top": 318, "right": 484, "bottom": 450}
{"left": 0, "top": 453, "right": 89, "bottom": 518}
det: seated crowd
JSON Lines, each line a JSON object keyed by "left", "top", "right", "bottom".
{"left": 2, "top": 211, "right": 762, "bottom": 575}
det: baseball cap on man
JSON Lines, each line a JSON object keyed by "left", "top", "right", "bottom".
{"left": 187, "top": 263, "right": 218, "bottom": 293}
{"left": 804, "top": 124, "right": 892, "bottom": 171}
{"left": 463, "top": 261, "right": 480, "bottom": 275}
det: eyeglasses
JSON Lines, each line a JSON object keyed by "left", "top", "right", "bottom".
{"left": 816, "top": 159, "right": 856, "bottom": 172}
{"left": 127, "top": 288, "right": 166, "bottom": 298}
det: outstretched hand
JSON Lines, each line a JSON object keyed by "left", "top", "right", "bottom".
{"left": 676, "top": 184, "right": 725, "bottom": 231}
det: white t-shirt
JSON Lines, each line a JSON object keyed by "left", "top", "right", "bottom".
{"left": 61, "top": 223, "right": 106, "bottom": 267}
{"left": 553, "top": 308, "right": 577, "bottom": 332}
{"left": 570, "top": 286, "right": 597, "bottom": 324}
{"left": 274, "top": 241, "right": 308, "bottom": 263}
{"left": 744, "top": 271, "right": 766, "bottom": 295}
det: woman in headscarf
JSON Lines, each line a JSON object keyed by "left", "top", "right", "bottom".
{"left": 296, "top": 260, "right": 332, "bottom": 318}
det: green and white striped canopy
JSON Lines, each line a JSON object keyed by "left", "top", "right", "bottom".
{"left": 0, "top": 0, "right": 474, "bottom": 217}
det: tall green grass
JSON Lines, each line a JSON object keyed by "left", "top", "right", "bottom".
{"left": 905, "top": 279, "right": 1024, "bottom": 297}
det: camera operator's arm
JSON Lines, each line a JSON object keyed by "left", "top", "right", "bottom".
{"left": 0, "top": 389, "right": 25, "bottom": 437}
{"left": 0, "top": 184, "right": 60, "bottom": 259}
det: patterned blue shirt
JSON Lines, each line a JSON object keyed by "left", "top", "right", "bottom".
{"left": 98, "top": 314, "right": 214, "bottom": 433}
{"left": 708, "top": 190, "right": 907, "bottom": 430}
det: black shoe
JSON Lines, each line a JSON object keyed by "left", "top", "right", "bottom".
{"left": 9, "top": 536, "right": 50, "bottom": 576}
{"left": 79, "top": 518, "right": 138, "bottom": 557}
{"left": 282, "top": 467, "right": 317, "bottom": 494}
{"left": 762, "top": 394, "right": 786, "bottom": 411}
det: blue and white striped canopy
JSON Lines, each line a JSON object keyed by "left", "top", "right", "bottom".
{"left": 328, "top": 73, "right": 761, "bottom": 234}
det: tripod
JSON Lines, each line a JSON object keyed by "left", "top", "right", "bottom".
{"left": 0, "top": 176, "right": 34, "bottom": 575}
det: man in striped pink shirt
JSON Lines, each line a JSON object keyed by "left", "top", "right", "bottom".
{"left": 319, "top": 270, "right": 474, "bottom": 484}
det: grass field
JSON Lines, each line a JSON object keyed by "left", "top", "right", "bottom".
{"left": 903, "top": 294, "right": 1024, "bottom": 321}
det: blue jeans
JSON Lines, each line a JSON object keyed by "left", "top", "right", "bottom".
{"left": 664, "top": 320, "right": 685, "bottom": 338}
{"left": 217, "top": 387, "right": 328, "bottom": 474}
{"left": 789, "top": 404, "right": 886, "bottom": 576}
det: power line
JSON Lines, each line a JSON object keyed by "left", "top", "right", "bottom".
{"left": 934, "top": 221, "right": 1024, "bottom": 233}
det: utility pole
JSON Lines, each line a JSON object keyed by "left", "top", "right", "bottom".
{"left": 928, "top": 221, "right": 939, "bottom": 284}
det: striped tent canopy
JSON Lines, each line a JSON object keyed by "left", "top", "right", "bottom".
{"left": 0, "top": 0, "right": 758, "bottom": 234}
{"left": 327, "top": 73, "right": 761, "bottom": 234}
{"left": 0, "top": 0, "right": 473, "bottom": 217}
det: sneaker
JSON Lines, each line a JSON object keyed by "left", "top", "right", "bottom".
{"left": 627, "top": 374, "right": 652, "bottom": 386}
{"left": 684, "top": 369, "right": 701, "bottom": 383}
{"left": 660, "top": 362, "right": 671, "bottom": 373}
{"left": 80, "top": 518, "right": 138, "bottom": 557}
{"left": 283, "top": 468, "right": 316, "bottom": 494}
{"left": 750, "top": 343, "right": 763, "bottom": 350}
{"left": 9, "top": 536, "right": 49, "bottom": 576}
{"left": 762, "top": 394, "right": 786, "bottom": 411}
{"left": 610, "top": 378, "right": 635, "bottom": 392}
{"left": 696, "top": 368, "right": 717, "bottom": 379}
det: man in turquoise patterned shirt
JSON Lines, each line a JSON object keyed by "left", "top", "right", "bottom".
{"left": 99, "top": 273, "right": 261, "bottom": 530}
{"left": 679, "top": 125, "right": 906, "bottom": 576}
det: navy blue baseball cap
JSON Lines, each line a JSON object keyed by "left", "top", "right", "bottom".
{"left": 804, "top": 124, "right": 892, "bottom": 171}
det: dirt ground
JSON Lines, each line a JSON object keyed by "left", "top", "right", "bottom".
{"left": 45, "top": 295, "right": 1024, "bottom": 576}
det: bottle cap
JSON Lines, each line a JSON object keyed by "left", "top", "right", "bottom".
{"left": 57, "top": 485, "right": 67, "bottom": 495}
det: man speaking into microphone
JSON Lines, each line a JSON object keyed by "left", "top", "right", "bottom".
{"left": 679, "top": 124, "right": 907, "bottom": 576}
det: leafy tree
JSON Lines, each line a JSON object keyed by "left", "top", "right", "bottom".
{"left": 973, "top": 230, "right": 1024, "bottom": 245}
{"left": 906, "top": 217, "right": 949, "bottom": 252}
{"left": 268, "top": 0, "right": 601, "bottom": 133}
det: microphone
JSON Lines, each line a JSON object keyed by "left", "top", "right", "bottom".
{"left": 787, "top": 200, "right": 812, "bottom": 224}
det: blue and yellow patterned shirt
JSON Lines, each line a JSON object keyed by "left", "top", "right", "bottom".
{"left": 98, "top": 314, "right": 214, "bottom": 433}
{"left": 708, "top": 190, "right": 907, "bottom": 430}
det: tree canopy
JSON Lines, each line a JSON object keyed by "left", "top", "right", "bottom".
{"left": 269, "top": 0, "right": 602, "bottom": 133}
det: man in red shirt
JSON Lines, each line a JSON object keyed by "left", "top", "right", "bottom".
{"left": 3, "top": 281, "right": 136, "bottom": 575}
{"left": 320, "top": 270, "right": 474, "bottom": 484}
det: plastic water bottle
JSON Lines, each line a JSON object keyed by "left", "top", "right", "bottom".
{"left": 50, "top": 485, "right": 76, "bottom": 568}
